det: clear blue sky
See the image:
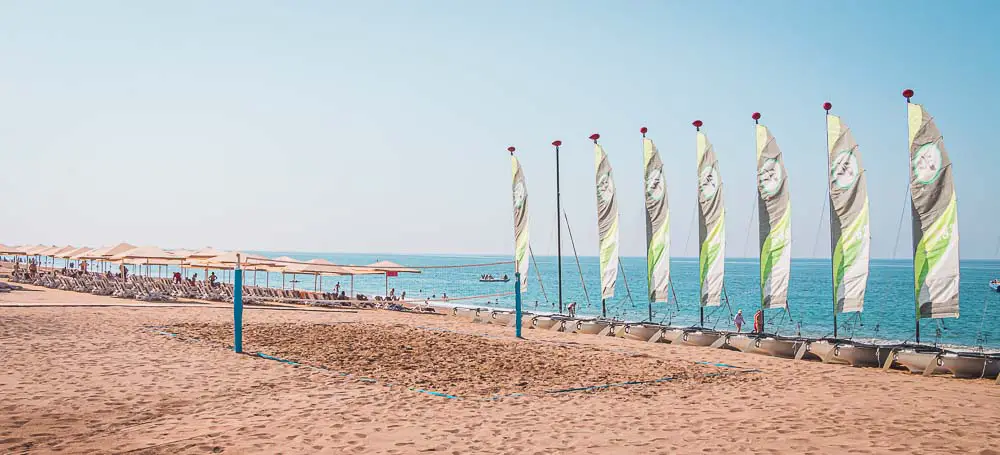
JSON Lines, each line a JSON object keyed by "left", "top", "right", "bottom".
{"left": 1, "top": 1, "right": 997, "bottom": 258}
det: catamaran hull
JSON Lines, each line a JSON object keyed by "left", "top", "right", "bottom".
{"left": 938, "top": 354, "right": 1000, "bottom": 379}
{"left": 674, "top": 329, "right": 723, "bottom": 347}
{"left": 807, "top": 341, "right": 886, "bottom": 367}
{"left": 725, "top": 335, "right": 771, "bottom": 356}
{"left": 897, "top": 350, "right": 1000, "bottom": 378}
{"left": 757, "top": 338, "right": 802, "bottom": 359}
{"left": 622, "top": 324, "right": 663, "bottom": 342}
{"left": 894, "top": 350, "right": 942, "bottom": 375}
{"left": 452, "top": 307, "right": 482, "bottom": 322}
{"left": 489, "top": 311, "right": 515, "bottom": 326}
{"left": 530, "top": 316, "right": 560, "bottom": 330}
{"left": 575, "top": 320, "right": 611, "bottom": 335}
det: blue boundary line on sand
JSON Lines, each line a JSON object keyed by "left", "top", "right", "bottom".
{"left": 146, "top": 326, "right": 762, "bottom": 401}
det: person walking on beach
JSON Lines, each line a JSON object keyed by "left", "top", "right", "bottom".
{"left": 334, "top": 282, "right": 340, "bottom": 294}
{"left": 734, "top": 309, "right": 744, "bottom": 333}
{"left": 753, "top": 308, "right": 764, "bottom": 333}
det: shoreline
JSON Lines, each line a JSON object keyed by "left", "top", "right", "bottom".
{"left": 3, "top": 283, "right": 1000, "bottom": 453}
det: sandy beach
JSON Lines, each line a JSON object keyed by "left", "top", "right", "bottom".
{"left": 3, "top": 283, "right": 1000, "bottom": 454}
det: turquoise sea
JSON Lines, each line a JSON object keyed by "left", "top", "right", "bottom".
{"left": 258, "top": 253, "right": 1000, "bottom": 350}
{"left": 47, "top": 253, "right": 1000, "bottom": 349}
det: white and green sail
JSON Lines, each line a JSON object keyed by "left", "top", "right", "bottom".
{"left": 643, "top": 136, "right": 669, "bottom": 303}
{"left": 827, "top": 114, "right": 870, "bottom": 313}
{"left": 594, "top": 142, "right": 620, "bottom": 300}
{"left": 511, "top": 152, "right": 529, "bottom": 290}
{"left": 696, "top": 130, "right": 725, "bottom": 307}
{"left": 756, "top": 123, "right": 790, "bottom": 309}
{"left": 908, "top": 102, "right": 959, "bottom": 319}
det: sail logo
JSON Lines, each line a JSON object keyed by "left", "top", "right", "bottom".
{"left": 831, "top": 150, "right": 859, "bottom": 189}
{"left": 597, "top": 171, "right": 615, "bottom": 205}
{"left": 512, "top": 181, "right": 527, "bottom": 209}
{"left": 913, "top": 142, "right": 943, "bottom": 185}
{"left": 699, "top": 165, "right": 720, "bottom": 200}
{"left": 758, "top": 158, "right": 783, "bottom": 197}
{"left": 646, "top": 168, "right": 665, "bottom": 202}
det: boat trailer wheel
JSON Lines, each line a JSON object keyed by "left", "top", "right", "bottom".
{"left": 531, "top": 317, "right": 539, "bottom": 328}
{"left": 490, "top": 311, "right": 498, "bottom": 319}
{"left": 576, "top": 321, "right": 583, "bottom": 331}
{"left": 474, "top": 309, "right": 481, "bottom": 318}
{"left": 452, "top": 307, "right": 459, "bottom": 316}
{"left": 754, "top": 339, "right": 762, "bottom": 349}
{"left": 834, "top": 346, "right": 841, "bottom": 357}
{"left": 682, "top": 332, "right": 690, "bottom": 342}
{"left": 624, "top": 325, "right": 631, "bottom": 334}
{"left": 936, "top": 357, "right": 944, "bottom": 367}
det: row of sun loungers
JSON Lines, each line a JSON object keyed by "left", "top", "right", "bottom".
{"left": 7, "top": 269, "right": 419, "bottom": 311}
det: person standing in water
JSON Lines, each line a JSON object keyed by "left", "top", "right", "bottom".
{"left": 734, "top": 309, "right": 745, "bottom": 333}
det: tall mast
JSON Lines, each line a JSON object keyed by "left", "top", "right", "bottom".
{"left": 825, "top": 102, "right": 838, "bottom": 339}
{"left": 692, "top": 120, "right": 705, "bottom": 327}
{"left": 552, "top": 139, "right": 564, "bottom": 314}
{"left": 904, "top": 89, "right": 920, "bottom": 344}
{"left": 753, "top": 111, "right": 765, "bottom": 334}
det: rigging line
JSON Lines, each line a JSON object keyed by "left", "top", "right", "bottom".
{"left": 618, "top": 261, "right": 635, "bottom": 306}
{"left": 527, "top": 246, "right": 549, "bottom": 306}
{"left": 743, "top": 195, "right": 758, "bottom": 259}
{"left": 683, "top": 204, "right": 697, "bottom": 257}
{"left": 890, "top": 183, "right": 910, "bottom": 260}
{"left": 976, "top": 292, "right": 991, "bottom": 349}
{"left": 562, "top": 209, "right": 593, "bottom": 308}
{"left": 811, "top": 191, "right": 829, "bottom": 258}
{"left": 669, "top": 279, "right": 681, "bottom": 313}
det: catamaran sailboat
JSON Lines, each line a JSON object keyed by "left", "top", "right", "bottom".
{"left": 802, "top": 102, "right": 889, "bottom": 367}
{"left": 722, "top": 112, "right": 803, "bottom": 358}
{"left": 665, "top": 121, "right": 728, "bottom": 347}
{"left": 886, "top": 89, "right": 1000, "bottom": 378}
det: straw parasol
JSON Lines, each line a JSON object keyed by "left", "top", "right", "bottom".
{"left": 0, "top": 244, "right": 27, "bottom": 255}
{"left": 102, "top": 243, "right": 137, "bottom": 258}
{"left": 367, "top": 260, "right": 421, "bottom": 297}
{"left": 168, "top": 249, "right": 195, "bottom": 259}
{"left": 111, "top": 245, "right": 178, "bottom": 262}
{"left": 283, "top": 261, "right": 355, "bottom": 291}
{"left": 23, "top": 245, "right": 52, "bottom": 256}
{"left": 77, "top": 245, "right": 112, "bottom": 260}
{"left": 187, "top": 247, "right": 231, "bottom": 261}
{"left": 39, "top": 245, "right": 72, "bottom": 257}
{"left": 35, "top": 245, "right": 75, "bottom": 267}
{"left": 58, "top": 246, "right": 92, "bottom": 259}
{"left": 367, "top": 260, "right": 420, "bottom": 274}
{"left": 111, "top": 246, "right": 183, "bottom": 276}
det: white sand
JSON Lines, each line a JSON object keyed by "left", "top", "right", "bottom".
{"left": 3, "top": 283, "right": 1000, "bottom": 454}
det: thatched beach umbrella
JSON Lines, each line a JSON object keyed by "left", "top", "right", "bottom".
{"left": 367, "top": 260, "right": 421, "bottom": 297}
{"left": 111, "top": 246, "right": 181, "bottom": 277}
{"left": 284, "top": 261, "right": 353, "bottom": 291}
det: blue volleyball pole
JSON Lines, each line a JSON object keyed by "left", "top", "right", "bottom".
{"left": 514, "top": 272, "right": 522, "bottom": 338}
{"left": 234, "top": 256, "right": 243, "bottom": 353}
